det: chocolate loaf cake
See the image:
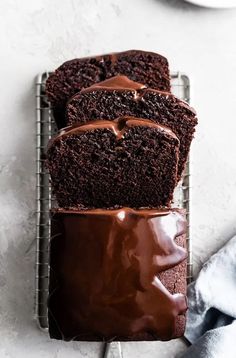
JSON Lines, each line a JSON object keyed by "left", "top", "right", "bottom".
{"left": 66, "top": 75, "right": 197, "bottom": 179}
{"left": 48, "top": 208, "right": 188, "bottom": 341}
{"left": 46, "top": 50, "right": 170, "bottom": 128}
{"left": 46, "top": 116, "right": 179, "bottom": 209}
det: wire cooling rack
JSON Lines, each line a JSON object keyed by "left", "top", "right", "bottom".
{"left": 35, "top": 72, "right": 193, "bottom": 336}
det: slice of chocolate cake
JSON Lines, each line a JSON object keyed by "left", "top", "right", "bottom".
{"left": 66, "top": 75, "right": 197, "bottom": 180}
{"left": 48, "top": 208, "right": 188, "bottom": 341}
{"left": 46, "top": 116, "right": 179, "bottom": 209}
{"left": 46, "top": 50, "right": 170, "bottom": 128}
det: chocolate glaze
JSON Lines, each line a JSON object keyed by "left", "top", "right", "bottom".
{"left": 82, "top": 75, "right": 146, "bottom": 92}
{"left": 48, "top": 208, "right": 188, "bottom": 341}
{"left": 77, "top": 74, "right": 196, "bottom": 114}
{"left": 48, "top": 116, "right": 178, "bottom": 149}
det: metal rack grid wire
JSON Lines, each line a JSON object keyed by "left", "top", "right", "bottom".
{"left": 35, "top": 71, "right": 193, "bottom": 333}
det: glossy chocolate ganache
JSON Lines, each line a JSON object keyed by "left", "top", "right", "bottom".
{"left": 48, "top": 208, "right": 188, "bottom": 341}
{"left": 81, "top": 74, "right": 147, "bottom": 92}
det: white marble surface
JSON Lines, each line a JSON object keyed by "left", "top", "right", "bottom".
{"left": 0, "top": 0, "right": 236, "bottom": 357}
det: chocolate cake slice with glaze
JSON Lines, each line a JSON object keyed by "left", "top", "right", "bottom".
{"left": 66, "top": 75, "right": 197, "bottom": 180}
{"left": 48, "top": 208, "right": 188, "bottom": 341}
{"left": 45, "top": 50, "right": 170, "bottom": 128}
{"left": 46, "top": 116, "right": 179, "bottom": 209}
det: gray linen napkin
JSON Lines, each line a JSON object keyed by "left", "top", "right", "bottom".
{"left": 180, "top": 235, "right": 236, "bottom": 358}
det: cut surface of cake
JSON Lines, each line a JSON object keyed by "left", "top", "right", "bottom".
{"left": 48, "top": 208, "right": 188, "bottom": 341}
{"left": 45, "top": 50, "right": 170, "bottom": 128}
{"left": 46, "top": 116, "right": 179, "bottom": 209}
{"left": 66, "top": 75, "right": 197, "bottom": 179}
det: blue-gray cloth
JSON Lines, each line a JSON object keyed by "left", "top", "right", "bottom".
{"left": 180, "top": 235, "right": 236, "bottom": 358}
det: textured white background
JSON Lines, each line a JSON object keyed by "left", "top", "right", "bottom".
{"left": 0, "top": 0, "right": 236, "bottom": 357}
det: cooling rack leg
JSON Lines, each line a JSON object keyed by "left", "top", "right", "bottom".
{"left": 103, "top": 342, "right": 123, "bottom": 358}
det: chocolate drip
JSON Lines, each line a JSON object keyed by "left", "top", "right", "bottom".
{"left": 48, "top": 208, "right": 187, "bottom": 341}
{"left": 48, "top": 116, "right": 178, "bottom": 149}
{"left": 82, "top": 75, "right": 146, "bottom": 92}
